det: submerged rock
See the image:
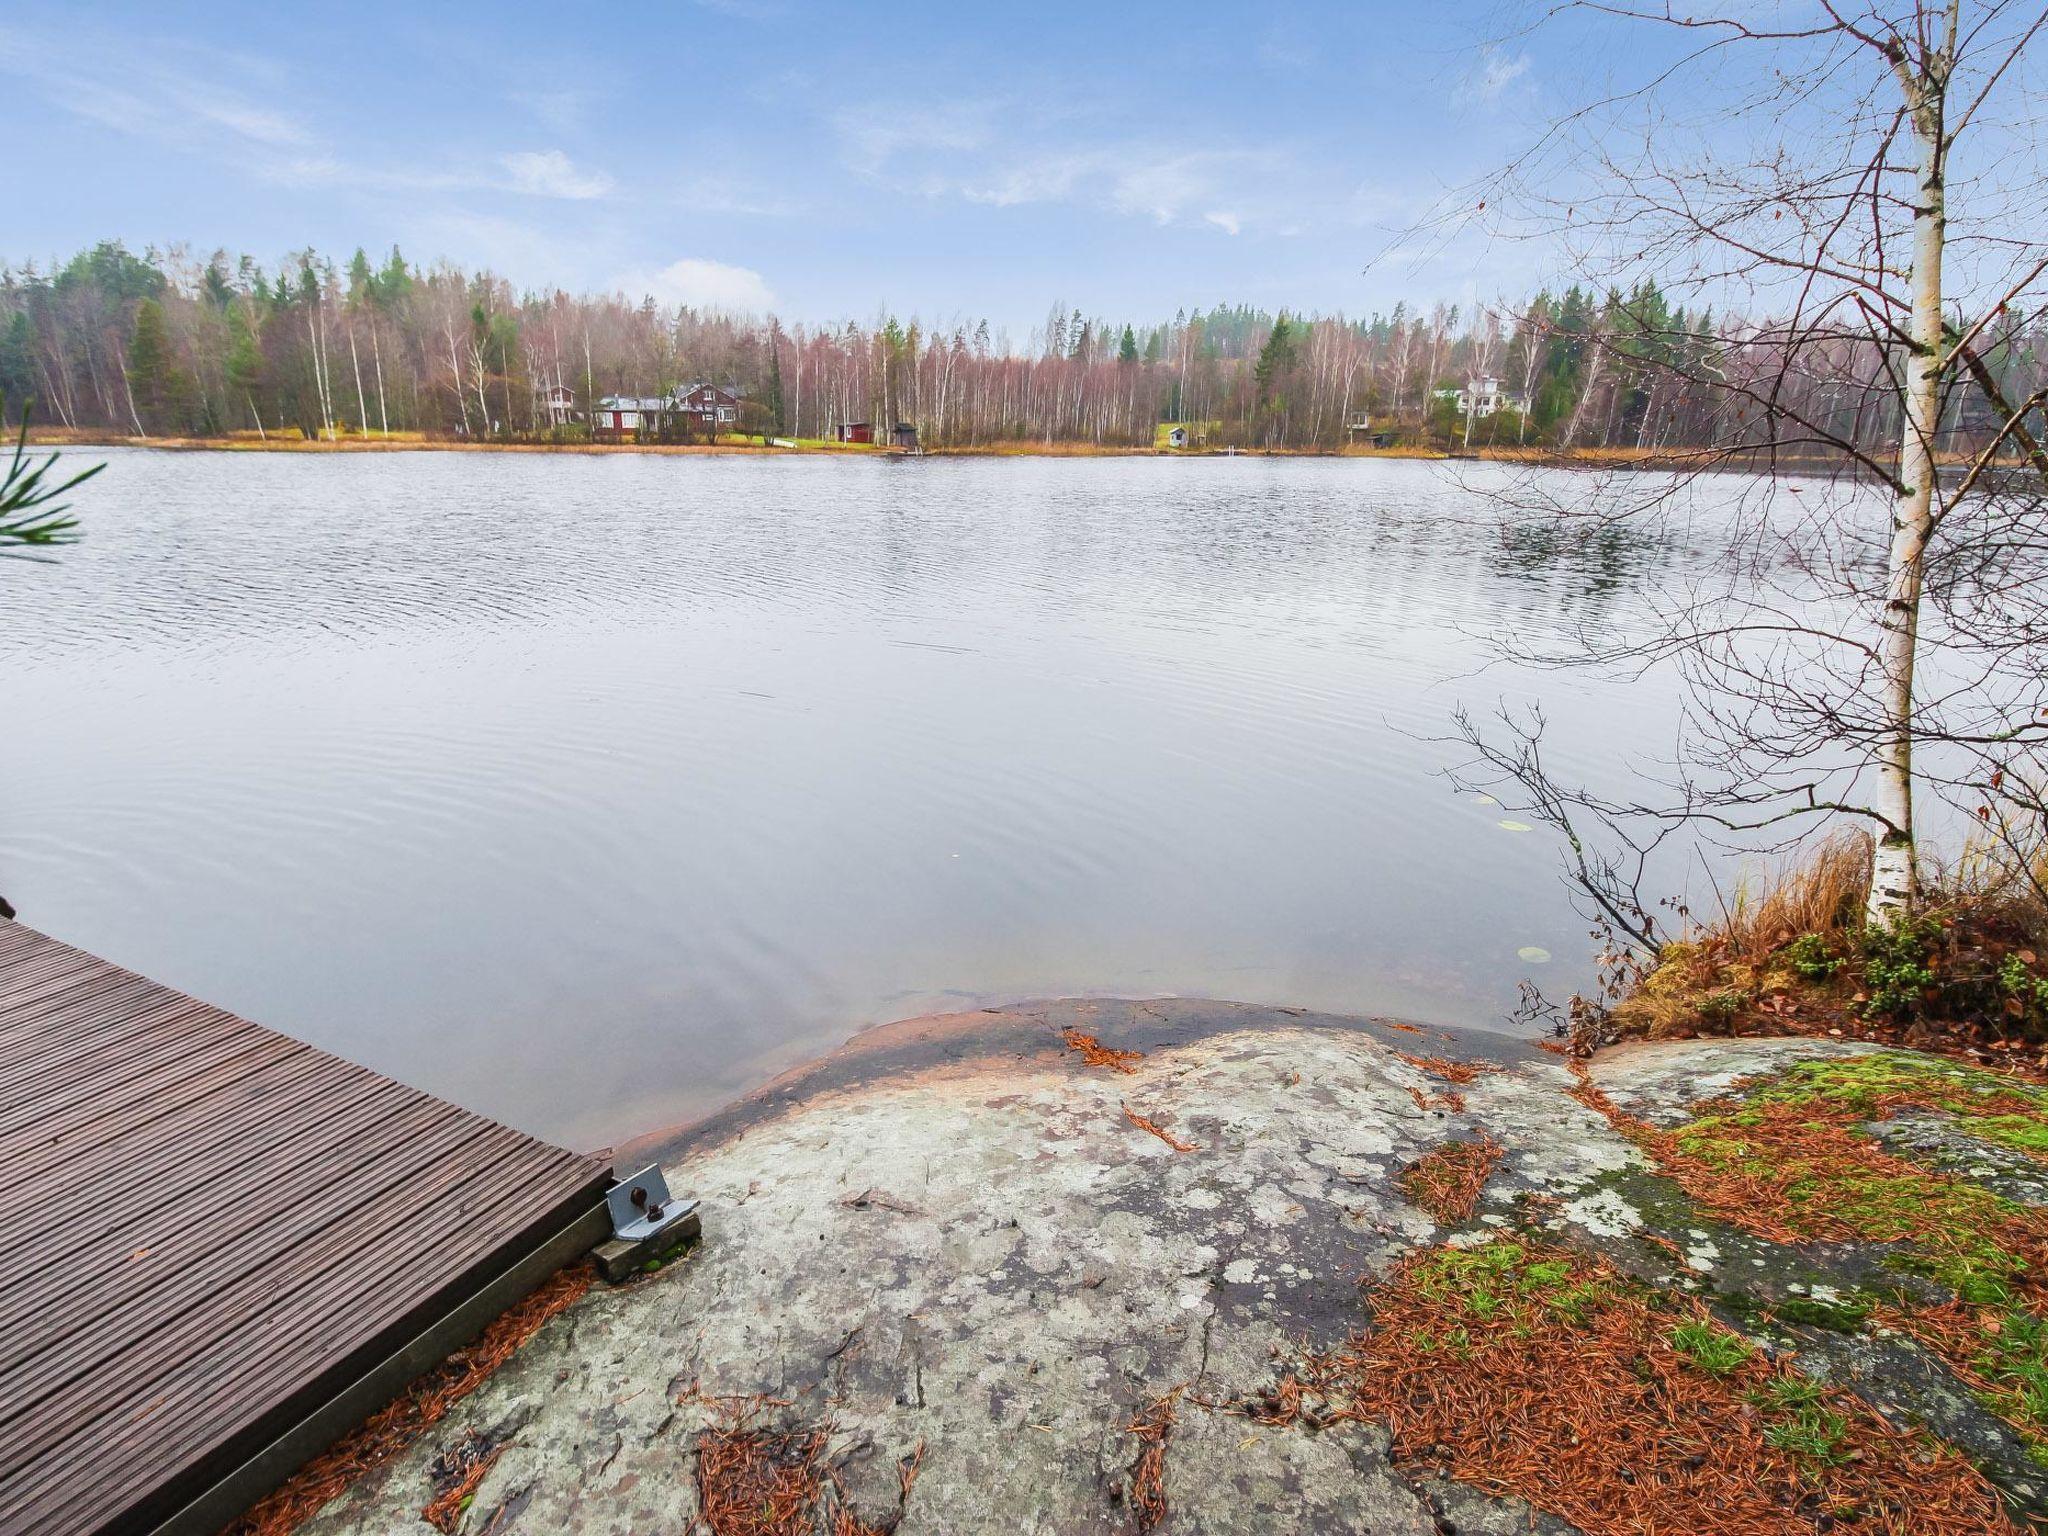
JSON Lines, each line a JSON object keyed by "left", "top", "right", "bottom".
{"left": 295, "top": 1001, "right": 2048, "bottom": 1535}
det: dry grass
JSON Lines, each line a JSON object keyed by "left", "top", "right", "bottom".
{"left": 227, "top": 1265, "right": 592, "bottom": 1536}
{"left": 1609, "top": 829, "right": 2048, "bottom": 1060}
{"left": 1711, "top": 833, "right": 1873, "bottom": 965}
{"left": 1396, "top": 1135, "right": 1503, "bottom": 1224}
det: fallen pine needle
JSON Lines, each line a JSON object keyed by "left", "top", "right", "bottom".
{"left": 227, "top": 1264, "right": 593, "bottom": 1536}
{"left": 1125, "top": 1391, "right": 1180, "bottom": 1532}
{"left": 1396, "top": 1134, "right": 1501, "bottom": 1223}
{"left": 1061, "top": 1027, "right": 1143, "bottom": 1074}
{"left": 1403, "top": 1083, "right": 1467, "bottom": 1115}
{"left": 1123, "top": 1103, "right": 1198, "bottom": 1152}
{"left": 1392, "top": 1050, "right": 1497, "bottom": 1086}
{"left": 1252, "top": 1238, "right": 2022, "bottom": 1536}
{"left": 422, "top": 1432, "right": 502, "bottom": 1533}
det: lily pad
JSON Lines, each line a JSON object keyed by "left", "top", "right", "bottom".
{"left": 1472, "top": 793, "right": 1499, "bottom": 806}
{"left": 1518, "top": 946, "right": 1552, "bottom": 964}
{"left": 1497, "top": 819, "right": 1534, "bottom": 833}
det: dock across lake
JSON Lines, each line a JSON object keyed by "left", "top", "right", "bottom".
{"left": 0, "top": 920, "right": 611, "bottom": 1536}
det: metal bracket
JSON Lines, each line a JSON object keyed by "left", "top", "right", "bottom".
{"left": 605, "top": 1165, "right": 699, "bottom": 1243}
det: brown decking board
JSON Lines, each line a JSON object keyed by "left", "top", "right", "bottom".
{"left": 0, "top": 922, "right": 612, "bottom": 1536}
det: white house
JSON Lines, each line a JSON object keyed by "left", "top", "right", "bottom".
{"left": 1441, "top": 376, "right": 1530, "bottom": 420}
{"left": 536, "top": 383, "right": 576, "bottom": 428}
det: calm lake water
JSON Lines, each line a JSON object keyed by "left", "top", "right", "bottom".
{"left": 0, "top": 449, "right": 1693, "bottom": 1148}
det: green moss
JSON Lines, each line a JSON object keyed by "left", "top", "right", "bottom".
{"left": 1409, "top": 1238, "right": 1624, "bottom": 1340}
{"left": 1967, "top": 1113, "right": 2048, "bottom": 1157}
{"left": 1752, "top": 1376, "right": 1853, "bottom": 1470}
{"left": 1669, "top": 1319, "right": 1755, "bottom": 1375}
{"left": 1770, "top": 1294, "right": 1876, "bottom": 1331}
{"left": 1979, "top": 1308, "right": 2048, "bottom": 1434}
{"left": 1746, "top": 1052, "right": 2040, "bottom": 1117}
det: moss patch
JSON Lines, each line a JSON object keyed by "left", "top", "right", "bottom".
{"left": 1573, "top": 1051, "right": 2048, "bottom": 1455}
{"left": 1262, "top": 1236, "right": 2023, "bottom": 1535}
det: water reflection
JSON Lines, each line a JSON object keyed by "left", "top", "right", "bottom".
{"left": 0, "top": 450, "right": 1691, "bottom": 1147}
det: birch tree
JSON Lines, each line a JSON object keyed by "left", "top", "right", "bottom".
{"left": 1463, "top": 0, "right": 2048, "bottom": 930}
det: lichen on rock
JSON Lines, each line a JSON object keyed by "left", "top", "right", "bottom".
{"left": 279, "top": 1001, "right": 2048, "bottom": 1536}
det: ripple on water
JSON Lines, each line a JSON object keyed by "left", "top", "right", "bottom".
{"left": 0, "top": 451, "right": 1718, "bottom": 1145}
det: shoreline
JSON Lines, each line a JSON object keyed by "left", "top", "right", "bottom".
{"left": 278, "top": 997, "right": 2048, "bottom": 1534}
{"left": 19, "top": 428, "right": 1671, "bottom": 465}
{"left": 610, "top": 994, "right": 1544, "bottom": 1170}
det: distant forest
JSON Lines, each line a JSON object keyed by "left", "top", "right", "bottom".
{"left": 5, "top": 240, "right": 2045, "bottom": 452}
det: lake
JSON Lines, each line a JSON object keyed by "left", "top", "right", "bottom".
{"left": 0, "top": 449, "right": 1688, "bottom": 1148}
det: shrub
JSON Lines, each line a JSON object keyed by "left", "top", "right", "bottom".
{"left": 1784, "top": 932, "right": 1846, "bottom": 983}
{"left": 1858, "top": 917, "right": 1943, "bottom": 1020}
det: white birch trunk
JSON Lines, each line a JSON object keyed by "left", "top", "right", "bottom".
{"left": 371, "top": 322, "right": 391, "bottom": 435}
{"left": 348, "top": 322, "right": 370, "bottom": 436}
{"left": 1865, "top": 28, "right": 1952, "bottom": 924}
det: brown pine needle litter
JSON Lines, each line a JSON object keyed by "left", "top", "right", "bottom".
{"left": 1257, "top": 1237, "right": 2022, "bottom": 1536}
{"left": 226, "top": 1263, "right": 593, "bottom": 1536}
{"left": 1124, "top": 1390, "right": 1180, "bottom": 1532}
{"left": 693, "top": 1397, "right": 925, "bottom": 1536}
{"left": 1122, "top": 1103, "right": 1198, "bottom": 1152}
{"left": 1061, "top": 1026, "right": 1143, "bottom": 1074}
{"left": 421, "top": 1431, "right": 503, "bottom": 1533}
{"left": 1391, "top": 1050, "right": 1497, "bottom": 1086}
{"left": 1565, "top": 1051, "right": 2048, "bottom": 1452}
{"left": 1396, "top": 1134, "right": 1502, "bottom": 1223}
{"left": 1403, "top": 1083, "right": 1467, "bottom": 1114}
{"left": 696, "top": 1401, "right": 830, "bottom": 1536}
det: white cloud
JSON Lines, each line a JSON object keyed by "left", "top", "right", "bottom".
{"left": 183, "top": 95, "right": 308, "bottom": 147}
{"left": 1459, "top": 46, "right": 1532, "bottom": 105}
{"left": 834, "top": 94, "right": 1301, "bottom": 236}
{"left": 622, "top": 257, "right": 776, "bottom": 312}
{"left": 835, "top": 100, "right": 995, "bottom": 165}
{"left": 502, "top": 149, "right": 614, "bottom": 200}
{"left": 6, "top": 36, "right": 313, "bottom": 155}
{"left": 513, "top": 89, "right": 589, "bottom": 132}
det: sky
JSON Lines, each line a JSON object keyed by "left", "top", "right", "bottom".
{"left": 4, "top": 1, "right": 1635, "bottom": 336}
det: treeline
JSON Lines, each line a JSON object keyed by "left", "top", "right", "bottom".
{"left": 4, "top": 240, "right": 2045, "bottom": 452}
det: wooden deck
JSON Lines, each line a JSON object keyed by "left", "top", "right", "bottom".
{"left": 0, "top": 921, "right": 612, "bottom": 1536}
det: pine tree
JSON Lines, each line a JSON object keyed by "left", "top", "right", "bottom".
{"left": 375, "top": 247, "right": 412, "bottom": 308}
{"left": 1118, "top": 325, "right": 1138, "bottom": 364}
{"left": 1254, "top": 314, "right": 1298, "bottom": 404}
{"left": 126, "top": 298, "right": 185, "bottom": 433}
{"left": 226, "top": 306, "right": 266, "bottom": 434}
{"left": 0, "top": 313, "right": 35, "bottom": 422}
{"left": 202, "top": 254, "right": 235, "bottom": 311}
{"left": 347, "top": 248, "right": 376, "bottom": 305}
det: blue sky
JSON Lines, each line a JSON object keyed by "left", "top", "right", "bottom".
{"left": 4, "top": 1, "right": 1611, "bottom": 335}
